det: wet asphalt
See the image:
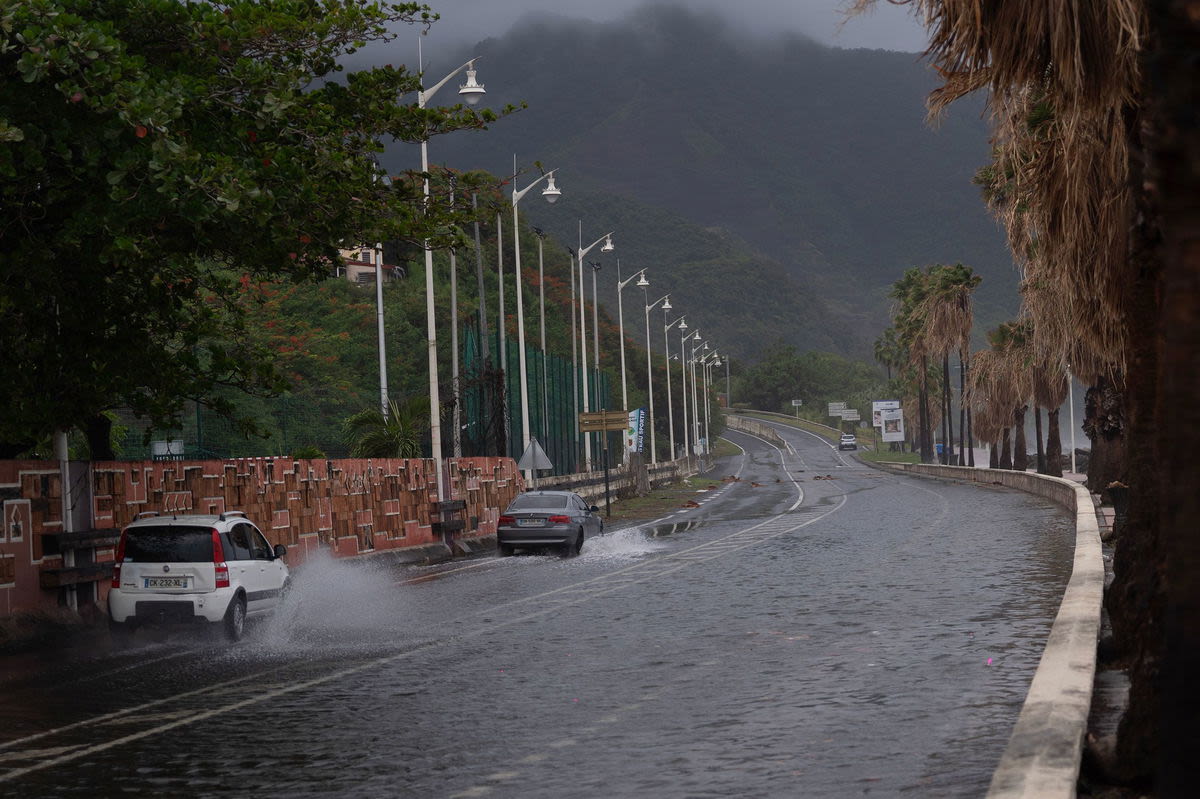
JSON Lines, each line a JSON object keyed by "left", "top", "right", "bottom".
{"left": 0, "top": 421, "right": 1075, "bottom": 798}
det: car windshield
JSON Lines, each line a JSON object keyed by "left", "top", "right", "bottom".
{"left": 123, "top": 525, "right": 213, "bottom": 563}
{"left": 507, "top": 494, "right": 570, "bottom": 510}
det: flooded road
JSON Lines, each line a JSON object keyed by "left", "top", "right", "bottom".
{"left": 0, "top": 421, "right": 1075, "bottom": 797}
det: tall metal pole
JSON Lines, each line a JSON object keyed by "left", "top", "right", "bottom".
{"left": 680, "top": 327, "right": 691, "bottom": 457}
{"left": 449, "top": 177, "right": 461, "bottom": 458}
{"left": 415, "top": 50, "right": 485, "bottom": 499}
{"left": 496, "top": 212, "right": 505, "bottom": 379}
{"left": 617, "top": 260, "right": 628, "bottom": 410}
{"left": 510, "top": 166, "right": 561, "bottom": 480}
{"left": 569, "top": 247, "right": 579, "bottom": 470}
{"left": 374, "top": 242, "right": 388, "bottom": 417}
{"left": 665, "top": 315, "right": 685, "bottom": 460}
{"left": 642, "top": 293, "right": 670, "bottom": 465}
{"left": 591, "top": 262, "right": 601, "bottom": 462}
{"left": 578, "top": 235, "right": 591, "bottom": 470}
{"left": 537, "top": 232, "right": 548, "bottom": 442}
{"left": 574, "top": 229, "right": 614, "bottom": 471}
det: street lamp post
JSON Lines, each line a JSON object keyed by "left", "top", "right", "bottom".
{"left": 510, "top": 165, "right": 562, "bottom": 480}
{"left": 700, "top": 351, "right": 721, "bottom": 452}
{"left": 373, "top": 239, "right": 388, "bottom": 417}
{"left": 566, "top": 246, "right": 579, "bottom": 470}
{"left": 616, "top": 265, "right": 649, "bottom": 411}
{"left": 664, "top": 314, "right": 687, "bottom": 459}
{"left": 689, "top": 335, "right": 707, "bottom": 453}
{"left": 575, "top": 228, "right": 614, "bottom": 470}
{"left": 680, "top": 326, "right": 693, "bottom": 457}
{"left": 643, "top": 292, "right": 672, "bottom": 464}
{"left": 417, "top": 51, "right": 486, "bottom": 499}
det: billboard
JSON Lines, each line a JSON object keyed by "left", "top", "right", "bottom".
{"left": 625, "top": 408, "right": 646, "bottom": 454}
{"left": 880, "top": 408, "right": 905, "bottom": 442}
{"left": 872, "top": 400, "right": 901, "bottom": 428}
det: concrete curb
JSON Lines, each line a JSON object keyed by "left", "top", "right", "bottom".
{"left": 871, "top": 462, "right": 1102, "bottom": 799}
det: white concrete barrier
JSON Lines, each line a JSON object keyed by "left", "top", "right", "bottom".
{"left": 874, "top": 463, "right": 1102, "bottom": 799}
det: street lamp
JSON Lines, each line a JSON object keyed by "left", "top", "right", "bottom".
{"left": 689, "top": 335, "right": 707, "bottom": 454}
{"left": 417, "top": 49, "right": 487, "bottom": 499}
{"left": 679, "top": 323, "right": 693, "bottom": 457}
{"left": 699, "top": 351, "right": 721, "bottom": 453}
{"left": 575, "top": 227, "right": 614, "bottom": 470}
{"left": 643, "top": 292, "right": 672, "bottom": 464}
{"left": 616, "top": 264, "right": 649, "bottom": 412}
{"left": 511, "top": 164, "right": 562, "bottom": 480}
{"left": 664, "top": 314, "right": 687, "bottom": 460}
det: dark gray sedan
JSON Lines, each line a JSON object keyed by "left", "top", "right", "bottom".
{"left": 496, "top": 491, "right": 603, "bottom": 557}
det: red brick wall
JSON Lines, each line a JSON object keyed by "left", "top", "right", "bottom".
{"left": 0, "top": 457, "right": 523, "bottom": 617}
{"left": 0, "top": 462, "right": 63, "bottom": 617}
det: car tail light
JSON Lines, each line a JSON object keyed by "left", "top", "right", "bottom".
{"left": 498, "top": 515, "right": 515, "bottom": 525}
{"left": 548, "top": 515, "right": 571, "bottom": 524}
{"left": 111, "top": 531, "right": 127, "bottom": 589}
{"left": 212, "top": 528, "right": 230, "bottom": 588}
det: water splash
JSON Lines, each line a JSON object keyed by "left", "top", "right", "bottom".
{"left": 257, "top": 550, "right": 408, "bottom": 653}
{"left": 579, "top": 525, "right": 667, "bottom": 561}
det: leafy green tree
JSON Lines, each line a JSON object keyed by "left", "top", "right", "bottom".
{"left": 0, "top": 0, "right": 508, "bottom": 457}
{"left": 343, "top": 395, "right": 430, "bottom": 458}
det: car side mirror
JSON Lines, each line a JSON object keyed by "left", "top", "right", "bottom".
{"left": 273, "top": 544, "right": 287, "bottom": 559}
{"left": 589, "top": 506, "right": 599, "bottom": 513}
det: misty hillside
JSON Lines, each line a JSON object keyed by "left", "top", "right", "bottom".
{"left": 387, "top": 4, "right": 1017, "bottom": 360}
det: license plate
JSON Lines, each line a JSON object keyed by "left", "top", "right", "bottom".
{"left": 516, "top": 518, "right": 544, "bottom": 527}
{"left": 144, "top": 576, "right": 191, "bottom": 589}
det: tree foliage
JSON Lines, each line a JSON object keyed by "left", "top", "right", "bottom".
{"left": 0, "top": 0, "right": 509, "bottom": 454}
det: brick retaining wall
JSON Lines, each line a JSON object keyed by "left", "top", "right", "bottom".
{"left": 0, "top": 456, "right": 522, "bottom": 618}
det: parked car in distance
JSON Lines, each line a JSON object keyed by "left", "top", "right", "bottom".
{"left": 838, "top": 434, "right": 858, "bottom": 451}
{"left": 497, "top": 491, "right": 603, "bottom": 557}
{"left": 107, "top": 510, "right": 289, "bottom": 643}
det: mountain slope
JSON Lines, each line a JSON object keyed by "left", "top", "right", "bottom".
{"left": 388, "top": 3, "right": 1016, "bottom": 359}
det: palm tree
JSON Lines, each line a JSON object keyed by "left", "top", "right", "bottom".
{"left": 873, "top": 327, "right": 902, "bottom": 381}
{"left": 342, "top": 396, "right": 431, "bottom": 458}
{"left": 1032, "top": 359, "right": 1068, "bottom": 477}
{"left": 888, "top": 266, "right": 939, "bottom": 462}
{"left": 915, "top": 263, "right": 981, "bottom": 464}
{"left": 853, "top": 0, "right": 1169, "bottom": 781}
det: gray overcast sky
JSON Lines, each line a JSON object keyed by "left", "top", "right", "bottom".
{"left": 425, "top": 0, "right": 929, "bottom": 52}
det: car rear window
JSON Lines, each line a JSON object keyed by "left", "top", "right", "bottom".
{"left": 123, "top": 525, "right": 214, "bottom": 563}
{"left": 508, "top": 494, "right": 569, "bottom": 510}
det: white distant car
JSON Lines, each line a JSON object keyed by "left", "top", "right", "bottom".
{"left": 838, "top": 434, "right": 858, "bottom": 451}
{"left": 107, "top": 511, "right": 289, "bottom": 642}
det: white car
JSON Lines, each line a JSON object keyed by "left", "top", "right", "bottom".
{"left": 838, "top": 434, "right": 858, "bottom": 451}
{"left": 107, "top": 511, "right": 289, "bottom": 642}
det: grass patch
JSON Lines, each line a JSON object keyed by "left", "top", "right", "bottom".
{"left": 602, "top": 468, "right": 734, "bottom": 522}
{"left": 710, "top": 436, "right": 741, "bottom": 458}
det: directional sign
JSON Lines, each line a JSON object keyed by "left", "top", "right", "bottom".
{"left": 579, "top": 411, "right": 630, "bottom": 432}
{"left": 827, "top": 401, "right": 846, "bottom": 415}
{"left": 841, "top": 410, "right": 861, "bottom": 421}
{"left": 791, "top": 399, "right": 804, "bottom": 407}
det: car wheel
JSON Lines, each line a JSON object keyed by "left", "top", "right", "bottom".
{"left": 497, "top": 542, "right": 514, "bottom": 557}
{"left": 224, "top": 595, "right": 246, "bottom": 642}
{"left": 561, "top": 531, "right": 582, "bottom": 558}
